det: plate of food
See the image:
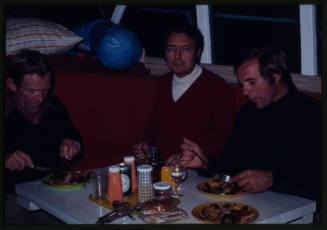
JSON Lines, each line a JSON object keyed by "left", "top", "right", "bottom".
{"left": 138, "top": 197, "right": 187, "bottom": 224}
{"left": 196, "top": 174, "right": 245, "bottom": 198}
{"left": 192, "top": 202, "right": 258, "bottom": 224}
{"left": 42, "top": 170, "right": 91, "bottom": 190}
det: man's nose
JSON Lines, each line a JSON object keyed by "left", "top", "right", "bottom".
{"left": 35, "top": 92, "right": 46, "bottom": 103}
{"left": 175, "top": 48, "right": 181, "bottom": 58}
{"left": 242, "top": 86, "right": 249, "bottom": 97}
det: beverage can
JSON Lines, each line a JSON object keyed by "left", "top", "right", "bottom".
{"left": 118, "top": 163, "right": 131, "bottom": 196}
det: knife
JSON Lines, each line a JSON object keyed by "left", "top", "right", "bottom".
{"left": 32, "top": 166, "right": 56, "bottom": 172}
{"left": 32, "top": 158, "right": 69, "bottom": 172}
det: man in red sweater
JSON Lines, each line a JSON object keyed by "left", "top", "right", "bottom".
{"left": 133, "top": 24, "right": 236, "bottom": 163}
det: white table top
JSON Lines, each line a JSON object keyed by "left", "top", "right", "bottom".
{"left": 15, "top": 169, "right": 316, "bottom": 224}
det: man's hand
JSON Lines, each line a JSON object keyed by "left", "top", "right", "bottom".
{"left": 59, "top": 139, "right": 81, "bottom": 160}
{"left": 171, "top": 137, "right": 208, "bottom": 169}
{"left": 165, "top": 153, "right": 182, "bottom": 166}
{"left": 132, "top": 141, "right": 149, "bottom": 160}
{"left": 231, "top": 169, "right": 273, "bottom": 193}
{"left": 5, "top": 150, "right": 34, "bottom": 171}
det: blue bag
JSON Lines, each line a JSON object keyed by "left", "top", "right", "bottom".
{"left": 73, "top": 19, "right": 142, "bottom": 69}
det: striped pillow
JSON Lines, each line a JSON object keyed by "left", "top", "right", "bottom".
{"left": 6, "top": 18, "right": 83, "bottom": 55}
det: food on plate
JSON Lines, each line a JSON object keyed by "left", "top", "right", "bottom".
{"left": 138, "top": 197, "right": 187, "bottom": 224}
{"left": 47, "top": 170, "right": 90, "bottom": 186}
{"left": 198, "top": 202, "right": 257, "bottom": 224}
{"left": 200, "top": 177, "right": 240, "bottom": 195}
{"left": 140, "top": 197, "right": 177, "bottom": 214}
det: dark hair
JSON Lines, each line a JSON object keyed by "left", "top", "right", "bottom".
{"left": 235, "top": 48, "right": 297, "bottom": 91}
{"left": 165, "top": 24, "right": 204, "bottom": 63}
{"left": 7, "top": 49, "right": 55, "bottom": 88}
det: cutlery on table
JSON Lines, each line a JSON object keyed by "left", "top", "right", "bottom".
{"left": 32, "top": 166, "right": 56, "bottom": 172}
{"left": 32, "top": 159, "right": 69, "bottom": 173}
{"left": 96, "top": 201, "right": 141, "bottom": 224}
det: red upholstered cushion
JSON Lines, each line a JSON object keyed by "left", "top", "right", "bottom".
{"left": 53, "top": 71, "right": 158, "bottom": 170}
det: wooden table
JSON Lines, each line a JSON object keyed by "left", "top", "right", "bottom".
{"left": 15, "top": 169, "right": 316, "bottom": 224}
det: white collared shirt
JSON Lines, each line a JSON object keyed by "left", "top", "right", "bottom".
{"left": 172, "top": 64, "right": 203, "bottom": 102}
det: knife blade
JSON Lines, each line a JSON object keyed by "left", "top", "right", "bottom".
{"left": 32, "top": 166, "right": 56, "bottom": 172}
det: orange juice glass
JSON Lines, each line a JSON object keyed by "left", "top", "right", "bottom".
{"left": 161, "top": 166, "right": 175, "bottom": 186}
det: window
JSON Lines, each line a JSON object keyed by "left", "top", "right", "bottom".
{"left": 211, "top": 5, "right": 301, "bottom": 73}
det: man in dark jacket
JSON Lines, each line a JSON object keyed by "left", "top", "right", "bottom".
{"left": 5, "top": 50, "right": 83, "bottom": 224}
{"left": 176, "top": 48, "right": 321, "bottom": 203}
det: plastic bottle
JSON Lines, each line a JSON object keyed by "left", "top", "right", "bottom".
{"left": 107, "top": 165, "right": 123, "bottom": 204}
{"left": 124, "top": 156, "right": 137, "bottom": 193}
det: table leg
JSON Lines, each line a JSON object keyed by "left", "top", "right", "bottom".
{"left": 17, "top": 196, "right": 40, "bottom": 211}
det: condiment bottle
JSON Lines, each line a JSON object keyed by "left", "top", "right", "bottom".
{"left": 124, "top": 156, "right": 137, "bottom": 193}
{"left": 107, "top": 165, "right": 123, "bottom": 204}
{"left": 137, "top": 165, "right": 153, "bottom": 202}
{"left": 149, "top": 146, "right": 162, "bottom": 183}
{"left": 153, "top": 182, "right": 172, "bottom": 199}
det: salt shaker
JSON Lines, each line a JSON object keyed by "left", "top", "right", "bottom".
{"left": 107, "top": 165, "right": 123, "bottom": 204}
{"left": 137, "top": 165, "right": 153, "bottom": 202}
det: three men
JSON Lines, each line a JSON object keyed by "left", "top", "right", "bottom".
{"left": 133, "top": 24, "right": 236, "bottom": 162}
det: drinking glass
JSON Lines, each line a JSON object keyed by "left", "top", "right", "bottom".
{"left": 168, "top": 165, "right": 187, "bottom": 197}
{"left": 91, "top": 168, "right": 108, "bottom": 200}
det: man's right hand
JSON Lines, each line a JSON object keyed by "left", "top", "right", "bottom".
{"left": 5, "top": 150, "right": 34, "bottom": 171}
{"left": 179, "top": 138, "right": 208, "bottom": 169}
{"left": 132, "top": 141, "right": 149, "bottom": 160}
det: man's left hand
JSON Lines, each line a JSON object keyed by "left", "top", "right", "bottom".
{"left": 59, "top": 139, "right": 81, "bottom": 160}
{"left": 231, "top": 169, "right": 273, "bottom": 193}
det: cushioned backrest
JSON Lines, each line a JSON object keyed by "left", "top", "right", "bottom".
{"left": 53, "top": 72, "right": 158, "bottom": 169}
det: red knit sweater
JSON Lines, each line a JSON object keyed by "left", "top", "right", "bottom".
{"left": 144, "top": 68, "right": 236, "bottom": 159}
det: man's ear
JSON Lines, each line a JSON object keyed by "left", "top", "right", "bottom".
{"left": 272, "top": 73, "right": 282, "bottom": 84}
{"left": 196, "top": 48, "right": 203, "bottom": 60}
{"left": 6, "top": 78, "right": 17, "bottom": 92}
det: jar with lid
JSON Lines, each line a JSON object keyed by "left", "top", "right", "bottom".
{"left": 153, "top": 182, "right": 172, "bottom": 199}
{"left": 137, "top": 165, "right": 153, "bottom": 202}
